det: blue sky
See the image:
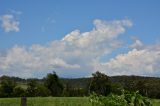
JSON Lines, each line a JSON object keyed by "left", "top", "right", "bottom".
{"left": 0, "top": 0, "right": 160, "bottom": 78}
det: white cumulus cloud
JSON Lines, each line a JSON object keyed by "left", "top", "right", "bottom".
{"left": 0, "top": 19, "right": 134, "bottom": 78}
{"left": 96, "top": 43, "right": 160, "bottom": 77}
{"left": 0, "top": 14, "right": 20, "bottom": 32}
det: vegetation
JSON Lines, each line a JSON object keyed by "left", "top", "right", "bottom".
{"left": 0, "top": 97, "right": 92, "bottom": 106}
{"left": 0, "top": 76, "right": 16, "bottom": 97}
{"left": 89, "top": 71, "right": 111, "bottom": 96}
{"left": 0, "top": 72, "right": 160, "bottom": 98}
{"left": 0, "top": 71, "right": 160, "bottom": 106}
{"left": 0, "top": 97, "right": 160, "bottom": 106}
{"left": 89, "top": 90, "right": 152, "bottom": 106}
{"left": 44, "top": 72, "right": 63, "bottom": 96}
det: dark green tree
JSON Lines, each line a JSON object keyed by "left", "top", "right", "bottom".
{"left": 0, "top": 76, "right": 16, "bottom": 97}
{"left": 89, "top": 71, "right": 111, "bottom": 96}
{"left": 26, "top": 79, "right": 38, "bottom": 97}
{"left": 13, "top": 86, "right": 25, "bottom": 97}
{"left": 44, "top": 71, "right": 63, "bottom": 96}
{"left": 36, "top": 85, "right": 51, "bottom": 97}
{"left": 111, "top": 83, "right": 123, "bottom": 95}
{"left": 62, "top": 83, "right": 71, "bottom": 97}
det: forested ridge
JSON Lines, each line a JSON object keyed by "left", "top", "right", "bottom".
{"left": 0, "top": 73, "right": 160, "bottom": 98}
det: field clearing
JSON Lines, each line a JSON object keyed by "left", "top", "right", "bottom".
{"left": 0, "top": 97, "right": 159, "bottom": 106}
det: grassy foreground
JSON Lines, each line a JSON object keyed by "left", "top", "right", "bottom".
{"left": 0, "top": 97, "right": 159, "bottom": 106}
{"left": 0, "top": 97, "right": 91, "bottom": 106}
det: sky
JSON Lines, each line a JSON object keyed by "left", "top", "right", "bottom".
{"left": 0, "top": 0, "right": 160, "bottom": 78}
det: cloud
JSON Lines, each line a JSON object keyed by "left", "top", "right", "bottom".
{"left": 0, "top": 18, "right": 159, "bottom": 78}
{"left": 0, "top": 19, "right": 132, "bottom": 78}
{"left": 130, "top": 39, "right": 143, "bottom": 50}
{"left": 0, "top": 14, "right": 20, "bottom": 32}
{"left": 96, "top": 43, "right": 160, "bottom": 77}
{"left": 9, "top": 9, "right": 22, "bottom": 15}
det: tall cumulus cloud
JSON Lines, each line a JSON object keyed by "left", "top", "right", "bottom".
{"left": 2, "top": 19, "right": 159, "bottom": 78}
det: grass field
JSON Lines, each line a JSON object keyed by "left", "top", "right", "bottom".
{"left": 0, "top": 97, "right": 159, "bottom": 106}
{"left": 0, "top": 97, "right": 92, "bottom": 106}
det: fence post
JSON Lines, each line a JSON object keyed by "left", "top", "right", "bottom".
{"left": 21, "top": 97, "right": 27, "bottom": 106}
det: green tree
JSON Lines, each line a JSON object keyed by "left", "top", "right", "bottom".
{"left": 36, "top": 85, "right": 51, "bottom": 97}
{"left": 0, "top": 76, "right": 16, "bottom": 97}
{"left": 26, "top": 79, "right": 38, "bottom": 97}
{"left": 26, "top": 79, "right": 51, "bottom": 97}
{"left": 13, "top": 86, "right": 25, "bottom": 97}
{"left": 111, "top": 83, "right": 123, "bottom": 95}
{"left": 89, "top": 71, "right": 111, "bottom": 96}
{"left": 62, "top": 83, "right": 71, "bottom": 97}
{"left": 44, "top": 71, "right": 63, "bottom": 96}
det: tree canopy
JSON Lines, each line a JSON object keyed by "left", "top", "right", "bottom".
{"left": 89, "top": 71, "right": 111, "bottom": 96}
{"left": 44, "top": 71, "right": 63, "bottom": 96}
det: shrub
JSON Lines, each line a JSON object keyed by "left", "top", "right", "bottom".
{"left": 89, "top": 90, "right": 152, "bottom": 106}
{"left": 13, "top": 86, "right": 25, "bottom": 97}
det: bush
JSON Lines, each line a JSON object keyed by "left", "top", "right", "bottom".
{"left": 36, "top": 85, "right": 51, "bottom": 97}
{"left": 89, "top": 90, "right": 152, "bottom": 106}
{"left": 13, "top": 87, "right": 25, "bottom": 97}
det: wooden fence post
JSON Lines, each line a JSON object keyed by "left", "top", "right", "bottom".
{"left": 21, "top": 97, "right": 27, "bottom": 106}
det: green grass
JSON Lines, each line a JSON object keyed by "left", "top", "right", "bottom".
{"left": 0, "top": 97, "right": 159, "bottom": 106}
{"left": 0, "top": 97, "right": 92, "bottom": 106}
{"left": 0, "top": 98, "right": 20, "bottom": 106}
{"left": 152, "top": 99, "right": 160, "bottom": 106}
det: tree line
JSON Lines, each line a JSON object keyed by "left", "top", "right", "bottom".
{"left": 0, "top": 71, "right": 89, "bottom": 97}
{"left": 0, "top": 71, "right": 160, "bottom": 99}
